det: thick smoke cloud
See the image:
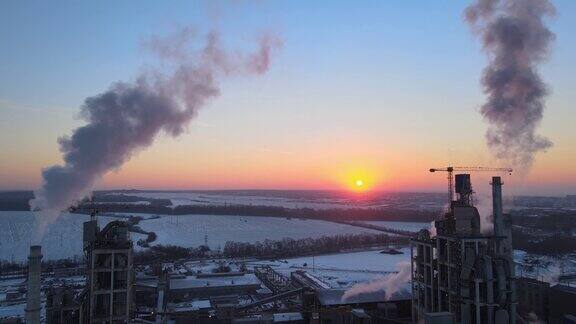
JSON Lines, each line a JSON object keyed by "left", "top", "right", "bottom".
{"left": 30, "top": 28, "right": 279, "bottom": 233}
{"left": 341, "top": 261, "right": 411, "bottom": 302}
{"left": 465, "top": 0, "right": 555, "bottom": 168}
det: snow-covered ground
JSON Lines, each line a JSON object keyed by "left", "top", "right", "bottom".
{"left": 116, "top": 191, "right": 445, "bottom": 211}
{"left": 129, "top": 191, "right": 382, "bottom": 209}
{"left": 0, "top": 211, "right": 384, "bottom": 262}
{"left": 514, "top": 250, "right": 576, "bottom": 282}
{"left": 134, "top": 214, "right": 380, "bottom": 250}
{"left": 0, "top": 211, "right": 125, "bottom": 262}
{"left": 4, "top": 210, "right": 571, "bottom": 286}
{"left": 248, "top": 248, "right": 411, "bottom": 289}
{"left": 361, "top": 221, "right": 429, "bottom": 232}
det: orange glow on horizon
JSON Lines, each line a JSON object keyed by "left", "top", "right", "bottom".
{"left": 335, "top": 164, "right": 381, "bottom": 192}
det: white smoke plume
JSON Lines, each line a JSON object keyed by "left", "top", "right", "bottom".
{"left": 429, "top": 220, "right": 437, "bottom": 238}
{"left": 30, "top": 27, "right": 280, "bottom": 235}
{"left": 474, "top": 185, "right": 495, "bottom": 234}
{"left": 465, "top": 0, "right": 555, "bottom": 169}
{"left": 526, "top": 312, "right": 545, "bottom": 324}
{"left": 341, "top": 261, "right": 411, "bottom": 302}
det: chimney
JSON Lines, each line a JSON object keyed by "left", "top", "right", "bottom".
{"left": 25, "top": 245, "right": 42, "bottom": 324}
{"left": 491, "top": 176, "right": 504, "bottom": 237}
{"left": 492, "top": 176, "right": 514, "bottom": 261}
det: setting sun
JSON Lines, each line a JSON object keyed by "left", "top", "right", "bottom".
{"left": 333, "top": 164, "right": 382, "bottom": 192}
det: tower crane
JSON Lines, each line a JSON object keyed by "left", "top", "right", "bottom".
{"left": 429, "top": 166, "right": 512, "bottom": 203}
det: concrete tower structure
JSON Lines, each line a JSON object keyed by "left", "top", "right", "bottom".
{"left": 411, "top": 175, "right": 517, "bottom": 324}
{"left": 25, "top": 245, "right": 43, "bottom": 324}
{"left": 82, "top": 219, "right": 133, "bottom": 323}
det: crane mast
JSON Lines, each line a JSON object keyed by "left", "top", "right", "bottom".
{"left": 429, "top": 166, "right": 512, "bottom": 203}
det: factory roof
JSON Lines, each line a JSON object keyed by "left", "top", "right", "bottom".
{"left": 136, "top": 273, "right": 261, "bottom": 290}
{"left": 316, "top": 287, "right": 411, "bottom": 306}
{"left": 171, "top": 274, "right": 261, "bottom": 290}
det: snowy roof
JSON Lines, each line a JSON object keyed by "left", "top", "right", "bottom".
{"left": 351, "top": 309, "right": 370, "bottom": 318}
{"left": 273, "top": 312, "right": 303, "bottom": 322}
{"left": 0, "top": 302, "right": 26, "bottom": 319}
{"left": 316, "top": 288, "right": 411, "bottom": 306}
{"left": 170, "top": 274, "right": 261, "bottom": 290}
{"left": 190, "top": 300, "right": 211, "bottom": 309}
{"left": 169, "top": 299, "right": 212, "bottom": 312}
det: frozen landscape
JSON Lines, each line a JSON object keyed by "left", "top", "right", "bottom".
{"left": 2, "top": 209, "right": 570, "bottom": 280}
{"left": 0, "top": 211, "right": 395, "bottom": 262}
{"left": 112, "top": 190, "right": 447, "bottom": 211}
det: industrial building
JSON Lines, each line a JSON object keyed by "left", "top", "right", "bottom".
{"left": 83, "top": 219, "right": 133, "bottom": 323}
{"left": 411, "top": 175, "right": 517, "bottom": 323}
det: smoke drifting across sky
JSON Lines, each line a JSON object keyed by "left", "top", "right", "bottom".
{"left": 465, "top": 0, "right": 555, "bottom": 169}
{"left": 30, "top": 27, "right": 280, "bottom": 232}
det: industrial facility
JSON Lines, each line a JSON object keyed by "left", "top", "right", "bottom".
{"left": 2, "top": 172, "right": 576, "bottom": 324}
{"left": 411, "top": 172, "right": 576, "bottom": 324}
{"left": 411, "top": 175, "right": 516, "bottom": 323}
{"left": 3, "top": 211, "right": 412, "bottom": 324}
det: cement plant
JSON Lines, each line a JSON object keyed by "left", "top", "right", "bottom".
{"left": 1, "top": 172, "right": 576, "bottom": 323}
{"left": 1, "top": 0, "right": 575, "bottom": 323}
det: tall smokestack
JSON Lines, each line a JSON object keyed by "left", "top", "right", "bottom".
{"left": 491, "top": 178, "right": 517, "bottom": 324}
{"left": 491, "top": 176, "right": 504, "bottom": 237}
{"left": 492, "top": 176, "right": 514, "bottom": 265}
{"left": 25, "top": 245, "right": 42, "bottom": 324}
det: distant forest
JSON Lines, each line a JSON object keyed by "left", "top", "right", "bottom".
{"left": 0, "top": 191, "right": 440, "bottom": 222}
{"left": 133, "top": 232, "right": 409, "bottom": 264}
{"left": 511, "top": 209, "right": 576, "bottom": 255}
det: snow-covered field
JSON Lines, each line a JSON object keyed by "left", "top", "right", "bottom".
{"left": 3, "top": 210, "right": 573, "bottom": 286}
{"left": 361, "top": 221, "right": 429, "bottom": 232}
{"left": 129, "top": 191, "right": 384, "bottom": 209}
{"left": 0, "top": 211, "right": 384, "bottom": 262}
{"left": 115, "top": 191, "right": 446, "bottom": 211}
{"left": 133, "top": 214, "right": 380, "bottom": 250}
{"left": 0, "top": 211, "right": 122, "bottom": 262}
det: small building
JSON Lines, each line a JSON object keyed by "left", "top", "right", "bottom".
{"left": 45, "top": 286, "right": 81, "bottom": 324}
{"left": 423, "top": 312, "right": 455, "bottom": 324}
{"left": 516, "top": 277, "right": 550, "bottom": 321}
{"left": 4, "top": 291, "right": 23, "bottom": 302}
{"left": 312, "top": 288, "right": 411, "bottom": 323}
{"left": 273, "top": 312, "right": 304, "bottom": 323}
{"left": 548, "top": 284, "right": 576, "bottom": 324}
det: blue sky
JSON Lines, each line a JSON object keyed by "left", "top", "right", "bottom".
{"left": 1, "top": 1, "right": 575, "bottom": 194}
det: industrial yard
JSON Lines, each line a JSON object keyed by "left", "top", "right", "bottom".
{"left": 2, "top": 179, "right": 576, "bottom": 323}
